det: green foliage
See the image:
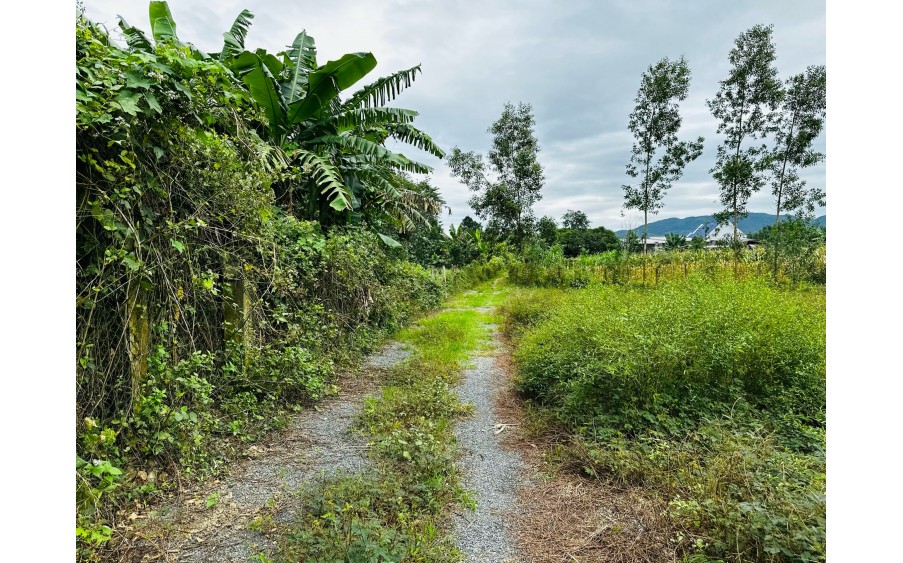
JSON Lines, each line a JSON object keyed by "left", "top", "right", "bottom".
{"left": 561, "top": 210, "right": 590, "bottom": 230}
{"left": 449, "top": 102, "right": 545, "bottom": 247}
{"left": 558, "top": 226, "right": 621, "bottom": 257}
{"left": 753, "top": 219, "right": 826, "bottom": 283}
{"left": 75, "top": 10, "right": 453, "bottom": 557}
{"left": 664, "top": 232, "right": 688, "bottom": 251}
{"left": 708, "top": 24, "right": 783, "bottom": 244}
{"left": 505, "top": 279, "right": 826, "bottom": 561}
{"left": 509, "top": 243, "right": 591, "bottom": 288}
{"left": 624, "top": 56, "right": 704, "bottom": 241}
{"left": 439, "top": 255, "right": 512, "bottom": 294}
{"left": 126, "top": 346, "right": 216, "bottom": 467}
{"left": 508, "top": 244, "right": 825, "bottom": 289}
{"left": 767, "top": 65, "right": 826, "bottom": 222}
{"left": 536, "top": 215, "right": 559, "bottom": 246}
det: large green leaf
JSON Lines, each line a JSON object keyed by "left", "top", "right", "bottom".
{"left": 256, "top": 49, "right": 284, "bottom": 77}
{"left": 149, "top": 1, "right": 178, "bottom": 43}
{"left": 219, "top": 9, "right": 254, "bottom": 61}
{"left": 377, "top": 233, "right": 403, "bottom": 248}
{"left": 284, "top": 31, "right": 317, "bottom": 104}
{"left": 287, "top": 52, "right": 377, "bottom": 125}
{"left": 232, "top": 51, "right": 287, "bottom": 138}
{"left": 342, "top": 65, "right": 421, "bottom": 111}
{"left": 117, "top": 17, "right": 152, "bottom": 51}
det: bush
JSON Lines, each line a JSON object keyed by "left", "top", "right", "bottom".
{"left": 507, "top": 278, "right": 826, "bottom": 561}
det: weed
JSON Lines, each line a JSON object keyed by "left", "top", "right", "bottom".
{"left": 504, "top": 277, "right": 826, "bottom": 562}
{"left": 273, "top": 286, "right": 495, "bottom": 561}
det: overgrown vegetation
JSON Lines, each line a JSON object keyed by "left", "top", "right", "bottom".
{"left": 75, "top": 4, "right": 492, "bottom": 559}
{"left": 76, "top": 4, "right": 826, "bottom": 560}
{"left": 509, "top": 242, "right": 825, "bottom": 289}
{"left": 502, "top": 277, "right": 826, "bottom": 562}
{"left": 273, "top": 284, "right": 499, "bottom": 561}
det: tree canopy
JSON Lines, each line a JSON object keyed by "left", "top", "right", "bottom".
{"left": 708, "top": 24, "right": 783, "bottom": 247}
{"left": 448, "top": 102, "right": 545, "bottom": 247}
{"left": 623, "top": 56, "right": 704, "bottom": 251}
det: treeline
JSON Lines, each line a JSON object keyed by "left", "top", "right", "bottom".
{"left": 446, "top": 24, "right": 825, "bottom": 265}
{"left": 75, "top": 3, "right": 497, "bottom": 556}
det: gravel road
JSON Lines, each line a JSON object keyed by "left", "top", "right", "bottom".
{"left": 452, "top": 322, "right": 526, "bottom": 563}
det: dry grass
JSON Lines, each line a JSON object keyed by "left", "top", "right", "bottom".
{"left": 493, "top": 349, "right": 682, "bottom": 563}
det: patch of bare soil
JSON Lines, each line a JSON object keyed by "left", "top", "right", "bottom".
{"left": 110, "top": 342, "right": 410, "bottom": 563}
{"left": 493, "top": 348, "right": 681, "bottom": 563}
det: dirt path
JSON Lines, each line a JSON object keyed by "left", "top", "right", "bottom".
{"left": 491, "top": 332, "right": 679, "bottom": 563}
{"left": 451, "top": 305, "right": 528, "bottom": 562}
{"left": 117, "top": 343, "right": 410, "bottom": 562}
{"left": 450, "top": 287, "right": 678, "bottom": 563}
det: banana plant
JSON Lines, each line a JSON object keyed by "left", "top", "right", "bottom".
{"left": 121, "top": 2, "right": 444, "bottom": 242}
{"left": 215, "top": 8, "right": 444, "bottom": 238}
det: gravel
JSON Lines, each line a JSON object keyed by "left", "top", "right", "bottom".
{"left": 364, "top": 341, "right": 412, "bottom": 368}
{"left": 131, "top": 341, "right": 408, "bottom": 563}
{"left": 452, "top": 323, "right": 526, "bottom": 563}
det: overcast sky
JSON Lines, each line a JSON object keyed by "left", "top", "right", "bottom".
{"left": 83, "top": 0, "right": 826, "bottom": 232}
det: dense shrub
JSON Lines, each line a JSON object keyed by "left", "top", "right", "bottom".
{"left": 509, "top": 244, "right": 826, "bottom": 289}
{"left": 507, "top": 278, "right": 826, "bottom": 561}
{"left": 74, "top": 14, "right": 457, "bottom": 558}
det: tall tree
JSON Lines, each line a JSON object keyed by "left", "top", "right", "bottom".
{"left": 561, "top": 210, "right": 590, "bottom": 230}
{"left": 708, "top": 24, "right": 783, "bottom": 251}
{"left": 459, "top": 216, "right": 482, "bottom": 233}
{"left": 448, "top": 102, "right": 545, "bottom": 247}
{"left": 623, "top": 56, "right": 704, "bottom": 253}
{"left": 536, "top": 215, "right": 559, "bottom": 246}
{"left": 766, "top": 65, "right": 826, "bottom": 277}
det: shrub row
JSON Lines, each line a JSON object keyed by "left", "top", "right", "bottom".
{"left": 504, "top": 278, "right": 826, "bottom": 561}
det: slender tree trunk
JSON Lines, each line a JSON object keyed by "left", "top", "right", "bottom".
{"left": 126, "top": 280, "right": 150, "bottom": 405}
{"left": 772, "top": 117, "right": 796, "bottom": 280}
{"left": 732, "top": 98, "right": 746, "bottom": 274}
{"left": 773, "top": 198, "right": 782, "bottom": 280}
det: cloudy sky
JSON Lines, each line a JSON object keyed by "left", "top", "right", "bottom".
{"left": 83, "top": 0, "right": 826, "bottom": 232}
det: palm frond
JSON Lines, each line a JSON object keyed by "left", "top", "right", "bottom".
{"left": 333, "top": 107, "right": 418, "bottom": 131}
{"left": 387, "top": 123, "right": 445, "bottom": 158}
{"left": 290, "top": 149, "right": 351, "bottom": 211}
{"left": 220, "top": 9, "right": 254, "bottom": 61}
{"left": 341, "top": 65, "right": 421, "bottom": 111}
{"left": 313, "top": 134, "right": 430, "bottom": 174}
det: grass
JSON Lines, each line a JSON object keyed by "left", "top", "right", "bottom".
{"left": 502, "top": 275, "right": 826, "bottom": 562}
{"left": 271, "top": 283, "right": 499, "bottom": 562}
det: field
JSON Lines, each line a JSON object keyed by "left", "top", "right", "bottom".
{"left": 502, "top": 275, "right": 826, "bottom": 561}
{"left": 72, "top": 3, "right": 829, "bottom": 560}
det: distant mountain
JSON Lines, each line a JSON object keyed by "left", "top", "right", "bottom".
{"left": 614, "top": 213, "right": 826, "bottom": 237}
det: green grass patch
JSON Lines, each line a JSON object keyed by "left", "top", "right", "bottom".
{"left": 444, "top": 279, "right": 510, "bottom": 310}
{"left": 503, "top": 276, "right": 826, "bottom": 562}
{"left": 274, "top": 286, "right": 497, "bottom": 561}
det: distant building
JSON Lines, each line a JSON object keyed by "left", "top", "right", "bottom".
{"left": 687, "top": 223, "right": 758, "bottom": 249}
{"left": 639, "top": 236, "right": 668, "bottom": 252}
{"left": 623, "top": 223, "right": 758, "bottom": 252}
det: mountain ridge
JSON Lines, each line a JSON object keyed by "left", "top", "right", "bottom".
{"left": 613, "top": 213, "right": 826, "bottom": 237}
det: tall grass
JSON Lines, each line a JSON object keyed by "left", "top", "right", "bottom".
{"left": 504, "top": 277, "right": 826, "bottom": 561}
{"left": 508, "top": 246, "right": 826, "bottom": 288}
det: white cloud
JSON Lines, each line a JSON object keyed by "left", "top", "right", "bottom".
{"left": 82, "top": 0, "right": 826, "bottom": 231}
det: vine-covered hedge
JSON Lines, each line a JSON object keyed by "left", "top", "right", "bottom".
{"left": 75, "top": 15, "right": 457, "bottom": 557}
